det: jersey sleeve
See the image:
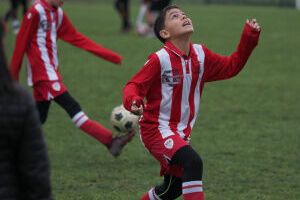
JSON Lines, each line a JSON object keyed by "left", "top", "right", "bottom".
{"left": 10, "top": 10, "right": 39, "bottom": 82}
{"left": 57, "top": 12, "right": 122, "bottom": 64}
{"left": 123, "top": 54, "right": 160, "bottom": 111}
{"left": 203, "top": 23, "right": 261, "bottom": 82}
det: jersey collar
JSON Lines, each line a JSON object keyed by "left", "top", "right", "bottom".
{"left": 164, "top": 41, "right": 193, "bottom": 59}
{"left": 40, "top": 0, "right": 57, "bottom": 12}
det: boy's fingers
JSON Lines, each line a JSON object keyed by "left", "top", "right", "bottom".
{"left": 253, "top": 22, "right": 261, "bottom": 32}
{"left": 131, "top": 103, "right": 143, "bottom": 113}
{"left": 132, "top": 104, "right": 143, "bottom": 114}
{"left": 131, "top": 108, "right": 142, "bottom": 115}
{"left": 131, "top": 105, "right": 138, "bottom": 111}
{"left": 132, "top": 99, "right": 143, "bottom": 107}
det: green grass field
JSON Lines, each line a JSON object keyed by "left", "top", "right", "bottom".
{"left": 1, "top": 1, "right": 299, "bottom": 200}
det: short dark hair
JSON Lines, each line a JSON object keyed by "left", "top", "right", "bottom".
{"left": 154, "top": 5, "right": 180, "bottom": 43}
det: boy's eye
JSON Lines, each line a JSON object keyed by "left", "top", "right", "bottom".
{"left": 172, "top": 14, "right": 179, "bottom": 19}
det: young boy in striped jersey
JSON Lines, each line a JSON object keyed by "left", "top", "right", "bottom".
{"left": 123, "top": 5, "right": 261, "bottom": 200}
{"left": 10, "top": 0, "right": 135, "bottom": 157}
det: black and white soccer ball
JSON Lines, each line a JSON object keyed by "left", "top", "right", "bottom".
{"left": 110, "top": 105, "right": 139, "bottom": 133}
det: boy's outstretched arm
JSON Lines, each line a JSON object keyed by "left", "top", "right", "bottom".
{"left": 57, "top": 12, "right": 122, "bottom": 64}
{"left": 203, "top": 19, "right": 261, "bottom": 82}
{"left": 123, "top": 54, "right": 160, "bottom": 115}
{"left": 10, "top": 11, "right": 39, "bottom": 81}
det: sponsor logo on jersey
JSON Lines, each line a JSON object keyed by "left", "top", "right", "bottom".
{"left": 192, "top": 62, "right": 201, "bottom": 75}
{"left": 39, "top": 20, "right": 50, "bottom": 31}
{"left": 52, "top": 82, "right": 61, "bottom": 91}
{"left": 164, "top": 138, "right": 174, "bottom": 149}
{"left": 162, "top": 69, "right": 182, "bottom": 86}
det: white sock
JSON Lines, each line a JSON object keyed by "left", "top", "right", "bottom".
{"left": 136, "top": 4, "right": 147, "bottom": 26}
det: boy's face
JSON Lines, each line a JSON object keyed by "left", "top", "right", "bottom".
{"left": 48, "top": 0, "right": 66, "bottom": 8}
{"left": 160, "top": 8, "right": 194, "bottom": 41}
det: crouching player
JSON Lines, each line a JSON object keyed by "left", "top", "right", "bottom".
{"left": 123, "top": 5, "right": 261, "bottom": 200}
{"left": 10, "top": 0, "right": 135, "bottom": 157}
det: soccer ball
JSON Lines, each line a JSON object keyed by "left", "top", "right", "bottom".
{"left": 136, "top": 23, "right": 151, "bottom": 36}
{"left": 110, "top": 105, "right": 139, "bottom": 133}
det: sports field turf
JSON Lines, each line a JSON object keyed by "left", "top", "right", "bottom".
{"left": 1, "top": 1, "right": 299, "bottom": 199}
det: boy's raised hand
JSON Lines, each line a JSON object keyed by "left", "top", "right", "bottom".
{"left": 246, "top": 18, "right": 261, "bottom": 32}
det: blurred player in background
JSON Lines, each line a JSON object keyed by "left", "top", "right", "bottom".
{"left": 0, "top": 18, "right": 53, "bottom": 200}
{"left": 123, "top": 5, "right": 261, "bottom": 200}
{"left": 136, "top": 0, "right": 171, "bottom": 37}
{"left": 4, "top": 0, "right": 29, "bottom": 34}
{"left": 10, "top": 0, "right": 135, "bottom": 158}
{"left": 115, "top": 0, "right": 131, "bottom": 33}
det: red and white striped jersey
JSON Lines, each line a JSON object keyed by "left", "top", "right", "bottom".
{"left": 123, "top": 23, "right": 260, "bottom": 145}
{"left": 10, "top": 0, "right": 122, "bottom": 86}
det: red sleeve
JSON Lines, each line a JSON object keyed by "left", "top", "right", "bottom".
{"left": 123, "top": 54, "right": 160, "bottom": 111}
{"left": 10, "top": 10, "right": 39, "bottom": 82}
{"left": 57, "top": 12, "right": 122, "bottom": 64}
{"left": 203, "top": 23, "right": 261, "bottom": 82}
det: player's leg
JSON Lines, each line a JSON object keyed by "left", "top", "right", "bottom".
{"left": 147, "top": 0, "right": 171, "bottom": 26}
{"left": 141, "top": 175, "right": 182, "bottom": 200}
{"left": 33, "top": 82, "right": 53, "bottom": 124}
{"left": 144, "top": 0, "right": 172, "bottom": 37}
{"left": 21, "top": 0, "right": 29, "bottom": 16}
{"left": 136, "top": 0, "right": 148, "bottom": 26}
{"left": 5, "top": 0, "right": 17, "bottom": 22}
{"left": 145, "top": 7, "right": 154, "bottom": 27}
{"left": 171, "top": 145, "right": 205, "bottom": 200}
{"left": 156, "top": 0, "right": 172, "bottom": 11}
{"left": 54, "top": 91, "right": 135, "bottom": 157}
{"left": 5, "top": 0, "right": 20, "bottom": 34}
{"left": 36, "top": 101, "right": 51, "bottom": 124}
{"left": 54, "top": 91, "right": 113, "bottom": 144}
{"left": 140, "top": 134, "right": 189, "bottom": 200}
{"left": 33, "top": 80, "right": 134, "bottom": 156}
{"left": 122, "top": 0, "right": 130, "bottom": 30}
{"left": 115, "top": 0, "right": 131, "bottom": 33}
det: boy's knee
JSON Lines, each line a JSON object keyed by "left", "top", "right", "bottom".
{"left": 185, "top": 154, "right": 203, "bottom": 170}
{"left": 172, "top": 145, "right": 203, "bottom": 181}
{"left": 54, "top": 92, "right": 81, "bottom": 118}
{"left": 183, "top": 156, "right": 203, "bottom": 181}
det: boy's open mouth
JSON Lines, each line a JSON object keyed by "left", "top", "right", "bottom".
{"left": 183, "top": 21, "right": 191, "bottom": 27}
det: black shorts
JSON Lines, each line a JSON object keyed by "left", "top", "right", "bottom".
{"left": 144, "top": 0, "right": 172, "bottom": 11}
{"left": 10, "top": 0, "right": 27, "bottom": 9}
